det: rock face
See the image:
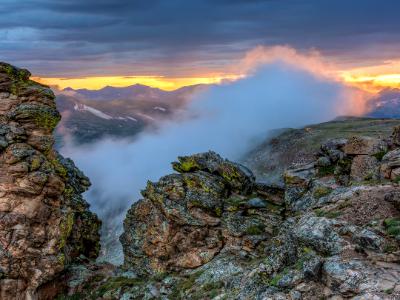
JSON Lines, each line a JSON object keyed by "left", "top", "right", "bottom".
{"left": 107, "top": 132, "right": 399, "bottom": 299}
{"left": 58, "top": 126, "right": 400, "bottom": 299}
{"left": 0, "top": 62, "right": 100, "bottom": 299}
{"left": 120, "top": 151, "right": 280, "bottom": 274}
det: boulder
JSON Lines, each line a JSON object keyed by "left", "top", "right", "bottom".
{"left": 283, "top": 163, "right": 315, "bottom": 187}
{"left": 381, "top": 148, "right": 400, "bottom": 179}
{"left": 254, "top": 182, "right": 285, "bottom": 205}
{"left": 120, "top": 152, "right": 280, "bottom": 275}
{"left": 392, "top": 125, "right": 400, "bottom": 146}
{"left": 350, "top": 155, "right": 379, "bottom": 182}
{"left": 343, "top": 136, "right": 387, "bottom": 156}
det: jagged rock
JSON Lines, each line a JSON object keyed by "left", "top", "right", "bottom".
{"left": 0, "top": 62, "right": 100, "bottom": 299}
{"left": 120, "top": 151, "right": 280, "bottom": 275}
{"left": 284, "top": 163, "right": 315, "bottom": 187}
{"left": 343, "top": 136, "right": 387, "bottom": 156}
{"left": 172, "top": 151, "right": 255, "bottom": 193}
{"left": 293, "top": 216, "right": 344, "bottom": 255}
{"left": 316, "top": 156, "right": 331, "bottom": 167}
{"left": 320, "top": 138, "right": 347, "bottom": 163}
{"left": 254, "top": 182, "right": 285, "bottom": 205}
{"left": 385, "top": 190, "right": 400, "bottom": 210}
{"left": 350, "top": 155, "right": 380, "bottom": 182}
{"left": 60, "top": 125, "right": 400, "bottom": 299}
{"left": 392, "top": 125, "right": 400, "bottom": 146}
{"left": 381, "top": 148, "right": 400, "bottom": 179}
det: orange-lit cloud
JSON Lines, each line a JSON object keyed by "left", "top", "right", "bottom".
{"left": 339, "top": 60, "right": 400, "bottom": 93}
{"left": 234, "top": 45, "right": 338, "bottom": 79}
{"left": 237, "top": 46, "right": 400, "bottom": 95}
{"left": 231, "top": 45, "right": 371, "bottom": 116}
{"left": 33, "top": 46, "right": 400, "bottom": 99}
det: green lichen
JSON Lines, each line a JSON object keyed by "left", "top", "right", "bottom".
{"left": 34, "top": 110, "right": 60, "bottom": 130}
{"left": 57, "top": 253, "right": 65, "bottom": 265}
{"left": 220, "top": 164, "right": 241, "bottom": 183}
{"left": 172, "top": 157, "right": 199, "bottom": 173}
{"left": 12, "top": 104, "right": 60, "bottom": 131}
{"left": 245, "top": 224, "right": 265, "bottom": 235}
{"left": 312, "top": 186, "right": 333, "bottom": 199}
{"left": 384, "top": 218, "right": 400, "bottom": 237}
{"left": 59, "top": 212, "right": 75, "bottom": 251}
{"left": 1, "top": 63, "right": 30, "bottom": 82}
{"left": 183, "top": 176, "right": 212, "bottom": 193}
{"left": 63, "top": 186, "right": 75, "bottom": 199}
{"left": 51, "top": 158, "right": 68, "bottom": 179}
{"left": 95, "top": 276, "right": 144, "bottom": 297}
{"left": 30, "top": 156, "right": 42, "bottom": 171}
{"left": 317, "top": 165, "right": 335, "bottom": 177}
{"left": 215, "top": 207, "right": 222, "bottom": 217}
{"left": 384, "top": 243, "right": 398, "bottom": 253}
{"left": 335, "top": 157, "right": 352, "bottom": 176}
{"left": 384, "top": 288, "right": 394, "bottom": 294}
{"left": 169, "top": 270, "right": 204, "bottom": 299}
{"left": 314, "top": 209, "right": 341, "bottom": 219}
{"left": 268, "top": 268, "right": 289, "bottom": 287}
{"left": 225, "top": 195, "right": 246, "bottom": 209}
{"left": 373, "top": 150, "right": 388, "bottom": 161}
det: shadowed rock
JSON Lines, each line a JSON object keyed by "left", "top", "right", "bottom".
{"left": 0, "top": 62, "right": 101, "bottom": 299}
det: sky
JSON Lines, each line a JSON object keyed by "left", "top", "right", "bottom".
{"left": 2, "top": 0, "right": 400, "bottom": 91}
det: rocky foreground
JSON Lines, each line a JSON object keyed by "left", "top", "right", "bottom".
{"left": 63, "top": 133, "right": 400, "bottom": 298}
{"left": 0, "top": 63, "right": 101, "bottom": 299}
{"left": 1, "top": 62, "right": 400, "bottom": 300}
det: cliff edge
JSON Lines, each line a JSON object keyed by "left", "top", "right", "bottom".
{"left": 0, "top": 62, "right": 101, "bottom": 299}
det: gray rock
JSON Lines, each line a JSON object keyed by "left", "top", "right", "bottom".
{"left": 247, "top": 197, "right": 267, "bottom": 208}
{"left": 350, "top": 155, "right": 379, "bottom": 182}
{"left": 293, "top": 216, "right": 343, "bottom": 255}
{"left": 317, "top": 156, "right": 331, "bottom": 167}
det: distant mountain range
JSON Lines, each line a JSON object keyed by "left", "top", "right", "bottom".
{"left": 367, "top": 88, "right": 400, "bottom": 119}
{"left": 55, "top": 85, "right": 400, "bottom": 146}
{"left": 55, "top": 84, "right": 205, "bottom": 145}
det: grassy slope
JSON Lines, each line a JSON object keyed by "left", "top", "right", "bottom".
{"left": 242, "top": 117, "right": 400, "bottom": 183}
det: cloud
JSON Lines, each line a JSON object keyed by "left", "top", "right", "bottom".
{"left": 2, "top": 0, "right": 400, "bottom": 76}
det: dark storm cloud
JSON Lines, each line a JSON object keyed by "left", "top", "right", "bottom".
{"left": 1, "top": 0, "right": 400, "bottom": 76}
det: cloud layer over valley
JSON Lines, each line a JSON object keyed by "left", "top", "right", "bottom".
{"left": 60, "top": 51, "right": 366, "bottom": 263}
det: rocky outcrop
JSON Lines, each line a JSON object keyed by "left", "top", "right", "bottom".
{"left": 63, "top": 134, "right": 400, "bottom": 299}
{"left": 50, "top": 120, "right": 399, "bottom": 298}
{"left": 96, "top": 130, "right": 398, "bottom": 299}
{"left": 120, "top": 151, "right": 281, "bottom": 274}
{"left": 0, "top": 62, "right": 100, "bottom": 299}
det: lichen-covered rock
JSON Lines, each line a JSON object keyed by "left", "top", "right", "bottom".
{"left": 120, "top": 151, "right": 281, "bottom": 275}
{"left": 0, "top": 62, "right": 100, "bottom": 299}
{"left": 392, "top": 125, "right": 400, "bottom": 146}
{"left": 343, "top": 136, "right": 388, "bottom": 156}
{"left": 350, "top": 155, "right": 380, "bottom": 182}
{"left": 65, "top": 130, "right": 400, "bottom": 299}
{"left": 381, "top": 148, "right": 400, "bottom": 179}
{"left": 172, "top": 151, "right": 255, "bottom": 193}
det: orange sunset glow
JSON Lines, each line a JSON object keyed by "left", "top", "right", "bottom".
{"left": 33, "top": 74, "right": 244, "bottom": 91}
{"left": 33, "top": 68, "right": 400, "bottom": 94}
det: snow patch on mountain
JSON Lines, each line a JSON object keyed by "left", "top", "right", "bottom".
{"left": 74, "top": 103, "right": 113, "bottom": 120}
{"left": 135, "top": 112, "right": 155, "bottom": 121}
{"left": 154, "top": 106, "right": 167, "bottom": 112}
